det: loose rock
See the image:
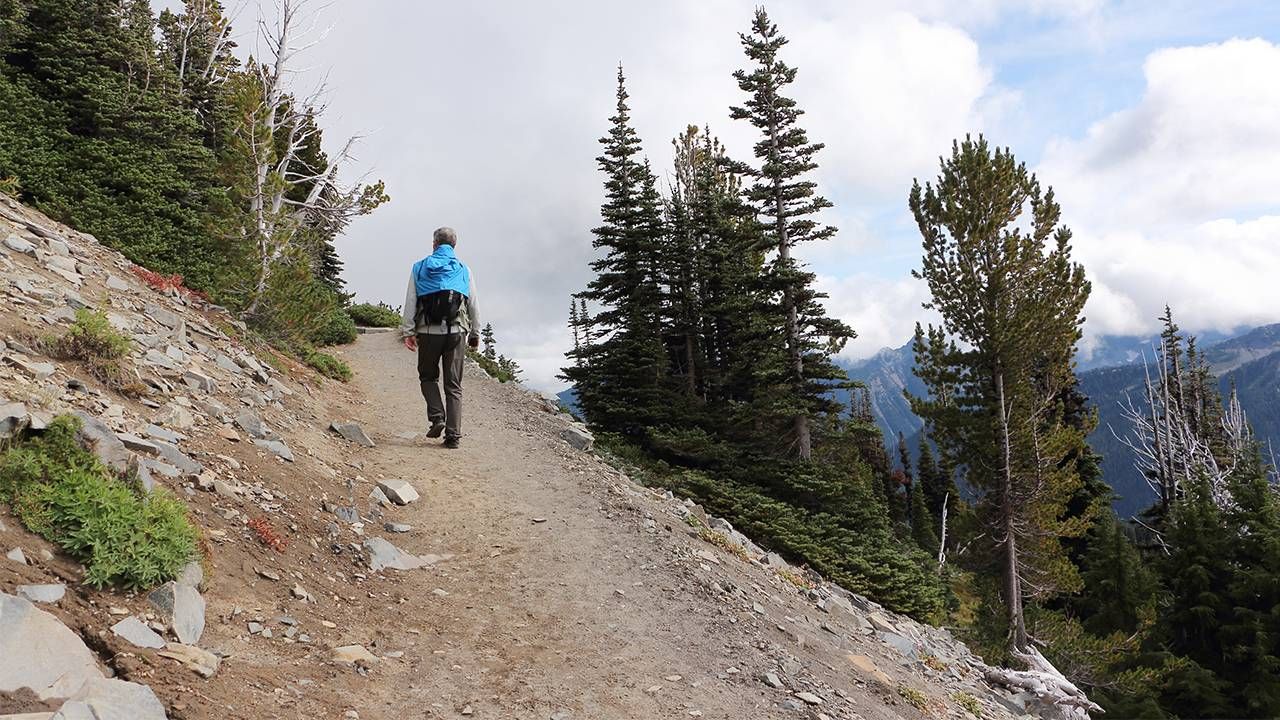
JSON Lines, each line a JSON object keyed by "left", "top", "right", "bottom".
{"left": 110, "top": 616, "right": 165, "bottom": 650}
{"left": 376, "top": 478, "right": 419, "bottom": 505}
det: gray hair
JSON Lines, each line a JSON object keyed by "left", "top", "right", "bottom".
{"left": 433, "top": 227, "right": 457, "bottom": 247}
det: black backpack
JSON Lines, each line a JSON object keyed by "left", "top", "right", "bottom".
{"left": 416, "top": 289, "right": 464, "bottom": 331}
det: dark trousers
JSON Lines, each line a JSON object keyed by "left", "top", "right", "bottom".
{"left": 416, "top": 332, "right": 465, "bottom": 439}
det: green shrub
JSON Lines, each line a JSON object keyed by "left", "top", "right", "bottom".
{"left": 0, "top": 416, "right": 198, "bottom": 589}
{"left": 57, "top": 309, "right": 130, "bottom": 358}
{"left": 468, "top": 349, "right": 519, "bottom": 383}
{"left": 346, "top": 302, "right": 401, "bottom": 328}
{"left": 304, "top": 350, "right": 352, "bottom": 382}
{"left": 45, "top": 309, "right": 140, "bottom": 392}
{"left": 311, "top": 306, "right": 358, "bottom": 346}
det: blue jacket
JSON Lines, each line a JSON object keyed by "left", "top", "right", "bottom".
{"left": 413, "top": 245, "right": 471, "bottom": 297}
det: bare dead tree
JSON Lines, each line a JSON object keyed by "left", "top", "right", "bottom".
{"left": 1111, "top": 341, "right": 1252, "bottom": 513}
{"left": 237, "top": 0, "right": 382, "bottom": 317}
{"left": 936, "top": 491, "right": 949, "bottom": 570}
{"left": 985, "top": 646, "right": 1104, "bottom": 720}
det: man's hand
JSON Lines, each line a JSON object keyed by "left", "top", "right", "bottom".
{"left": 467, "top": 335, "right": 480, "bottom": 350}
{"left": 403, "top": 336, "right": 417, "bottom": 352}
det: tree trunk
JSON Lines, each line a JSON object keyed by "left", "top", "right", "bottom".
{"left": 996, "top": 372, "right": 1028, "bottom": 652}
{"left": 768, "top": 117, "right": 808, "bottom": 460}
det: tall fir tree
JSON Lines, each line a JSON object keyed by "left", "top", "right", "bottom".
{"left": 561, "top": 67, "right": 670, "bottom": 437}
{"left": 729, "top": 8, "right": 854, "bottom": 460}
{"left": 908, "top": 135, "right": 1092, "bottom": 654}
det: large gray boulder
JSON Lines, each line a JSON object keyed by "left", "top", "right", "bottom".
{"left": 0, "top": 593, "right": 101, "bottom": 694}
{"left": 44, "top": 676, "right": 167, "bottom": 720}
{"left": 560, "top": 423, "right": 594, "bottom": 451}
{"left": 72, "top": 412, "right": 129, "bottom": 472}
{"left": 147, "top": 581, "right": 205, "bottom": 645}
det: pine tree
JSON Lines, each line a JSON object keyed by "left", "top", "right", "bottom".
{"left": 481, "top": 323, "right": 497, "bottom": 361}
{"left": 561, "top": 67, "right": 670, "bottom": 437}
{"left": 729, "top": 8, "right": 854, "bottom": 460}
{"left": 1219, "top": 456, "right": 1280, "bottom": 717}
{"left": 1076, "top": 515, "right": 1156, "bottom": 636}
{"left": 908, "top": 136, "right": 1092, "bottom": 653}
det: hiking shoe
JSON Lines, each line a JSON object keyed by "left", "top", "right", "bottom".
{"left": 443, "top": 437, "right": 460, "bottom": 449}
{"left": 425, "top": 422, "right": 446, "bottom": 438}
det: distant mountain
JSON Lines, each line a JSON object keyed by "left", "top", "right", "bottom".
{"left": 556, "top": 387, "right": 580, "bottom": 416}
{"left": 1075, "top": 328, "right": 1237, "bottom": 372}
{"left": 843, "top": 324, "right": 1280, "bottom": 517}
{"left": 836, "top": 342, "right": 925, "bottom": 444}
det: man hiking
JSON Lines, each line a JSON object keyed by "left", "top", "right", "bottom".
{"left": 400, "top": 227, "right": 480, "bottom": 448}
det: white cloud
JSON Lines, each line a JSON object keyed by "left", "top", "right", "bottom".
{"left": 815, "top": 272, "right": 938, "bottom": 359}
{"left": 295, "top": 0, "right": 1003, "bottom": 390}
{"left": 1039, "top": 38, "right": 1280, "bottom": 339}
{"left": 1041, "top": 38, "right": 1280, "bottom": 229}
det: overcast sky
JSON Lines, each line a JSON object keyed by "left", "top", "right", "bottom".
{"left": 191, "top": 0, "right": 1280, "bottom": 391}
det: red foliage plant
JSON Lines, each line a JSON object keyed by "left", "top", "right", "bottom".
{"left": 247, "top": 516, "right": 288, "bottom": 553}
{"left": 129, "top": 265, "right": 210, "bottom": 302}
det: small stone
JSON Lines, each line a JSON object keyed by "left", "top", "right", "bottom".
{"left": 330, "top": 421, "right": 375, "bottom": 448}
{"left": 247, "top": 621, "right": 264, "bottom": 634}
{"left": 376, "top": 479, "right": 419, "bottom": 505}
{"left": 6, "top": 547, "right": 26, "bottom": 564}
{"left": 3, "top": 233, "right": 36, "bottom": 255}
{"left": 253, "top": 438, "right": 294, "bottom": 462}
{"left": 106, "top": 274, "right": 131, "bottom": 291}
{"left": 384, "top": 522, "right": 412, "bottom": 533}
{"left": 763, "top": 672, "right": 784, "bottom": 689}
{"left": 292, "top": 584, "right": 315, "bottom": 603}
{"left": 256, "top": 568, "right": 281, "bottom": 582}
{"left": 332, "top": 644, "right": 379, "bottom": 667}
{"left": 111, "top": 616, "right": 166, "bottom": 649}
{"left": 177, "top": 561, "right": 203, "bottom": 589}
{"left": 795, "top": 691, "right": 824, "bottom": 705}
{"left": 663, "top": 675, "right": 682, "bottom": 682}
{"left": 158, "top": 642, "right": 220, "bottom": 678}
{"left": 148, "top": 581, "right": 205, "bottom": 644}
{"left": 16, "top": 584, "right": 65, "bottom": 603}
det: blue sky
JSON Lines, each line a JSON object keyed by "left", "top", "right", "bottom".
{"left": 184, "top": 0, "right": 1280, "bottom": 391}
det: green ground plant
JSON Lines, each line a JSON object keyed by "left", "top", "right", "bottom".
{"left": 0, "top": 415, "right": 198, "bottom": 589}
{"left": 42, "top": 309, "right": 142, "bottom": 394}
{"left": 346, "top": 302, "right": 401, "bottom": 328}
{"left": 304, "top": 350, "right": 352, "bottom": 382}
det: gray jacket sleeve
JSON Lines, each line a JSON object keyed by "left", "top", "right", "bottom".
{"left": 466, "top": 273, "right": 480, "bottom": 339}
{"left": 400, "top": 273, "right": 417, "bottom": 338}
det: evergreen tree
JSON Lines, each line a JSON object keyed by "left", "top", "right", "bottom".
{"left": 481, "top": 323, "right": 497, "bottom": 361}
{"left": 0, "top": 0, "right": 227, "bottom": 288}
{"left": 1076, "top": 515, "right": 1156, "bottom": 636}
{"left": 908, "top": 136, "right": 1092, "bottom": 653}
{"left": 1219, "top": 456, "right": 1280, "bottom": 717}
{"left": 729, "top": 8, "right": 854, "bottom": 460}
{"left": 561, "top": 67, "right": 669, "bottom": 437}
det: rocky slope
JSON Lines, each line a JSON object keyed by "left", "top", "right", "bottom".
{"left": 1, "top": 195, "right": 1074, "bottom": 719}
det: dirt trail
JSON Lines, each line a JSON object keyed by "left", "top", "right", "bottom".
{"left": 325, "top": 331, "right": 788, "bottom": 719}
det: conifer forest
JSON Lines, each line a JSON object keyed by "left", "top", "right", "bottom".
{"left": 0, "top": 2, "right": 1277, "bottom": 718}
{"left": 562, "top": 9, "right": 1280, "bottom": 718}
